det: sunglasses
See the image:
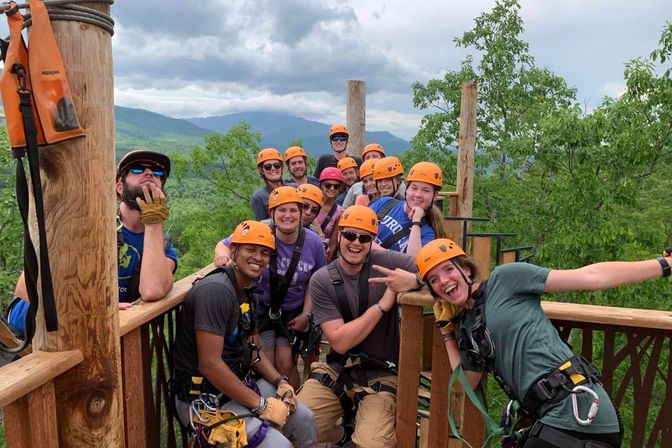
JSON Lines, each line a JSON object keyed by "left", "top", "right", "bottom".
{"left": 331, "top": 135, "right": 348, "bottom": 142}
{"left": 322, "top": 182, "right": 341, "bottom": 191}
{"left": 263, "top": 162, "right": 282, "bottom": 171}
{"left": 341, "top": 230, "right": 373, "bottom": 244}
{"left": 128, "top": 164, "right": 165, "bottom": 178}
{"left": 302, "top": 203, "right": 320, "bottom": 214}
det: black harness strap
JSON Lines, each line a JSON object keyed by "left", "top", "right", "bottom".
{"left": 320, "top": 203, "right": 338, "bottom": 233}
{"left": 269, "top": 226, "right": 305, "bottom": 316}
{"left": 375, "top": 198, "right": 399, "bottom": 221}
{"left": 375, "top": 198, "right": 428, "bottom": 249}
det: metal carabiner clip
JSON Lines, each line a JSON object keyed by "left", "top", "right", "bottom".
{"left": 571, "top": 385, "right": 599, "bottom": 426}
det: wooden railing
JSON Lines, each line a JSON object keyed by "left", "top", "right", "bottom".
{"left": 395, "top": 289, "right": 672, "bottom": 448}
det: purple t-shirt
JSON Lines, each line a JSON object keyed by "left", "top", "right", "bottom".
{"left": 223, "top": 227, "right": 327, "bottom": 311}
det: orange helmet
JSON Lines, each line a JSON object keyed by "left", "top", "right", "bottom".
{"left": 230, "top": 220, "right": 275, "bottom": 251}
{"left": 362, "top": 143, "right": 385, "bottom": 158}
{"left": 358, "top": 159, "right": 376, "bottom": 179}
{"left": 268, "top": 186, "right": 303, "bottom": 211}
{"left": 256, "top": 148, "right": 283, "bottom": 166}
{"left": 284, "top": 146, "right": 307, "bottom": 163}
{"left": 297, "top": 184, "right": 324, "bottom": 207}
{"left": 337, "top": 157, "right": 358, "bottom": 172}
{"left": 416, "top": 239, "right": 466, "bottom": 280}
{"left": 372, "top": 157, "right": 403, "bottom": 181}
{"left": 337, "top": 205, "right": 378, "bottom": 234}
{"left": 406, "top": 162, "right": 443, "bottom": 188}
{"left": 329, "top": 124, "right": 349, "bottom": 139}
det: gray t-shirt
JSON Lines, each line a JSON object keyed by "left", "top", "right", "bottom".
{"left": 310, "top": 249, "right": 416, "bottom": 374}
{"left": 173, "top": 267, "right": 257, "bottom": 378}
{"left": 460, "top": 262, "right": 619, "bottom": 433}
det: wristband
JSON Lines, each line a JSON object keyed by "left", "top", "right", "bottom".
{"left": 414, "top": 273, "right": 425, "bottom": 289}
{"left": 301, "top": 311, "right": 312, "bottom": 319}
{"left": 376, "top": 302, "right": 386, "bottom": 314}
{"left": 657, "top": 256, "right": 671, "bottom": 277}
{"left": 273, "top": 375, "right": 289, "bottom": 388}
{"left": 251, "top": 396, "right": 267, "bottom": 416}
{"left": 411, "top": 221, "right": 422, "bottom": 227}
{"left": 442, "top": 332, "right": 456, "bottom": 341}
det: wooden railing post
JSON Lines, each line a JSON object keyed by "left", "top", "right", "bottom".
{"left": 396, "top": 304, "right": 424, "bottom": 447}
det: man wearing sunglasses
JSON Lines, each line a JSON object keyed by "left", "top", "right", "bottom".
{"left": 4, "top": 150, "right": 178, "bottom": 337}
{"left": 313, "top": 124, "right": 362, "bottom": 179}
{"left": 252, "top": 148, "right": 296, "bottom": 220}
{"left": 297, "top": 205, "right": 421, "bottom": 447}
{"left": 115, "top": 150, "right": 178, "bottom": 307}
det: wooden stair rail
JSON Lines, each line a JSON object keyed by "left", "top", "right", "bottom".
{"left": 0, "top": 350, "right": 83, "bottom": 447}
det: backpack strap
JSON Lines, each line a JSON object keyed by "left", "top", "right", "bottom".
{"left": 375, "top": 198, "right": 400, "bottom": 221}
{"left": 269, "top": 227, "right": 305, "bottom": 317}
{"left": 320, "top": 203, "right": 338, "bottom": 233}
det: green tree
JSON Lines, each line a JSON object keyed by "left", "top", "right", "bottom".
{"left": 0, "top": 126, "right": 22, "bottom": 305}
{"left": 169, "top": 121, "right": 262, "bottom": 278}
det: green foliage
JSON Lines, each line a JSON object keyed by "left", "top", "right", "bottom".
{"left": 0, "top": 126, "right": 22, "bottom": 307}
{"left": 168, "top": 121, "right": 263, "bottom": 278}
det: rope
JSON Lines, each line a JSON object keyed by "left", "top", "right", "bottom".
{"left": 2, "top": 0, "right": 115, "bottom": 35}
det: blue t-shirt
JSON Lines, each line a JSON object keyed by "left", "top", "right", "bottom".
{"left": 118, "top": 226, "right": 178, "bottom": 303}
{"left": 369, "top": 197, "right": 435, "bottom": 253}
{"left": 223, "top": 227, "right": 327, "bottom": 311}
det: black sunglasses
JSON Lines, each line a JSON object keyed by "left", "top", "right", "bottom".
{"left": 341, "top": 230, "right": 373, "bottom": 244}
{"left": 322, "top": 182, "right": 341, "bottom": 190}
{"left": 263, "top": 162, "right": 282, "bottom": 171}
{"left": 331, "top": 135, "right": 347, "bottom": 142}
{"left": 128, "top": 164, "right": 165, "bottom": 178}
{"left": 302, "top": 203, "right": 320, "bottom": 214}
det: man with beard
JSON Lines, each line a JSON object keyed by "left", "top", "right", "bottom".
{"left": 6, "top": 150, "right": 178, "bottom": 336}
{"left": 297, "top": 205, "right": 421, "bottom": 447}
{"left": 284, "top": 146, "right": 318, "bottom": 186}
{"left": 313, "top": 124, "right": 362, "bottom": 179}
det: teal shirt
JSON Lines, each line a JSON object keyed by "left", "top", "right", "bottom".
{"left": 460, "top": 262, "right": 619, "bottom": 433}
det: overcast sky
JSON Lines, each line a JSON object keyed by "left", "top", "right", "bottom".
{"left": 111, "top": 0, "right": 670, "bottom": 140}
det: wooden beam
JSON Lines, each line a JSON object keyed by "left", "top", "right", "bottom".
{"left": 346, "top": 80, "right": 366, "bottom": 157}
{"left": 456, "top": 81, "right": 477, "bottom": 221}
{"left": 395, "top": 304, "right": 423, "bottom": 448}
{"left": 471, "top": 237, "right": 492, "bottom": 281}
{"left": 428, "top": 327, "right": 450, "bottom": 446}
{"left": 4, "top": 381, "right": 58, "bottom": 448}
{"left": 31, "top": 4, "right": 124, "bottom": 445}
{"left": 0, "top": 350, "right": 83, "bottom": 407}
{"left": 121, "top": 328, "right": 146, "bottom": 448}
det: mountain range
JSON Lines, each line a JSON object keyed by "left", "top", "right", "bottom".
{"left": 114, "top": 106, "right": 411, "bottom": 157}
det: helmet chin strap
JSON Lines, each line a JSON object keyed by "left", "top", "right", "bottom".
{"left": 451, "top": 259, "right": 474, "bottom": 301}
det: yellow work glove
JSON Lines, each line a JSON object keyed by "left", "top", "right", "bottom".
{"left": 433, "top": 300, "right": 461, "bottom": 329}
{"left": 260, "top": 397, "right": 290, "bottom": 428}
{"left": 137, "top": 195, "right": 168, "bottom": 225}
{"left": 205, "top": 410, "right": 248, "bottom": 447}
{"left": 276, "top": 382, "right": 297, "bottom": 413}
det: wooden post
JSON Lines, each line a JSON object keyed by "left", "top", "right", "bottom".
{"left": 346, "top": 80, "right": 366, "bottom": 157}
{"left": 30, "top": 4, "right": 124, "bottom": 445}
{"left": 456, "top": 81, "right": 477, "bottom": 248}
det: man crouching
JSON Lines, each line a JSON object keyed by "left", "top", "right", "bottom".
{"left": 173, "top": 220, "right": 316, "bottom": 447}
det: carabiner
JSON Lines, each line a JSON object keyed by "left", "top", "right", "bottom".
{"left": 571, "top": 385, "right": 599, "bottom": 426}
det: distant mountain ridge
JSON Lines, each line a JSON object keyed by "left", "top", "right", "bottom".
{"left": 112, "top": 106, "right": 411, "bottom": 157}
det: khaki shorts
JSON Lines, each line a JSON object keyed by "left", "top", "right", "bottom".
{"left": 297, "top": 362, "right": 398, "bottom": 448}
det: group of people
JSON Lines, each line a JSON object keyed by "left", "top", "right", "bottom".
{"left": 5, "top": 123, "right": 668, "bottom": 448}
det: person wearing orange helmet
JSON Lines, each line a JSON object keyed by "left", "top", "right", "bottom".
{"left": 361, "top": 142, "right": 386, "bottom": 161}
{"left": 370, "top": 156, "right": 406, "bottom": 204}
{"left": 370, "top": 161, "right": 446, "bottom": 257}
{"left": 252, "top": 148, "right": 292, "bottom": 220}
{"left": 337, "top": 156, "right": 360, "bottom": 188}
{"left": 313, "top": 124, "right": 362, "bottom": 179}
{"left": 297, "top": 205, "right": 421, "bottom": 447}
{"left": 368, "top": 239, "right": 672, "bottom": 448}
{"left": 296, "top": 183, "right": 325, "bottom": 235}
{"left": 213, "top": 188, "right": 328, "bottom": 390}
{"left": 341, "top": 158, "right": 379, "bottom": 208}
{"left": 284, "top": 145, "right": 319, "bottom": 186}
{"left": 174, "top": 220, "right": 317, "bottom": 446}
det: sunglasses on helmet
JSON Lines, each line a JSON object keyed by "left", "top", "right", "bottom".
{"left": 341, "top": 230, "right": 373, "bottom": 244}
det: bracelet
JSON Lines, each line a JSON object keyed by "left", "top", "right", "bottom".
{"left": 376, "top": 302, "right": 386, "bottom": 314}
{"left": 414, "top": 273, "right": 425, "bottom": 289}
{"left": 301, "top": 311, "right": 312, "bottom": 319}
{"left": 273, "top": 374, "right": 289, "bottom": 388}
{"left": 250, "top": 396, "right": 267, "bottom": 416}
{"left": 411, "top": 221, "right": 422, "bottom": 227}
{"left": 657, "top": 256, "right": 671, "bottom": 277}
{"left": 442, "top": 332, "right": 456, "bottom": 341}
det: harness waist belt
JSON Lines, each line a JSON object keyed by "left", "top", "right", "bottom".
{"left": 528, "top": 421, "right": 614, "bottom": 448}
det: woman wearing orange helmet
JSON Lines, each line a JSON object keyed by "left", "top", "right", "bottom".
{"left": 367, "top": 239, "right": 672, "bottom": 447}
{"left": 214, "top": 187, "right": 328, "bottom": 389}
{"left": 252, "top": 148, "right": 292, "bottom": 220}
{"left": 342, "top": 158, "right": 380, "bottom": 208}
{"left": 370, "top": 161, "right": 447, "bottom": 257}
{"left": 296, "top": 183, "right": 325, "bottom": 235}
